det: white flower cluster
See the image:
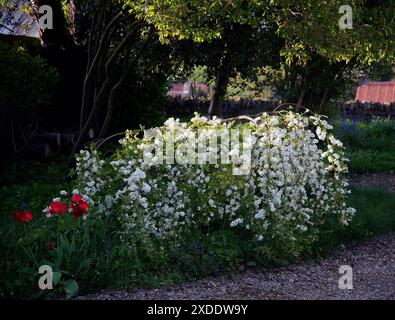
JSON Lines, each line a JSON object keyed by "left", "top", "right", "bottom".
{"left": 75, "top": 149, "right": 104, "bottom": 208}
{"left": 74, "top": 111, "right": 355, "bottom": 247}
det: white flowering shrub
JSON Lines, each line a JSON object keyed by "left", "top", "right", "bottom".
{"left": 74, "top": 111, "right": 355, "bottom": 265}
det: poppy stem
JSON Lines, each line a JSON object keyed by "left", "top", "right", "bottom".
{"left": 21, "top": 224, "right": 40, "bottom": 270}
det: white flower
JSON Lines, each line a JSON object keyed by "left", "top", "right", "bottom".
{"left": 297, "top": 225, "right": 308, "bottom": 232}
{"left": 230, "top": 218, "right": 243, "bottom": 227}
{"left": 142, "top": 183, "right": 151, "bottom": 193}
{"left": 208, "top": 199, "right": 216, "bottom": 208}
{"left": 254, "top": 209, "right": 266, "bottom": 220}
{"left": 316, "top": 126, "right": 326, "bottom": 140}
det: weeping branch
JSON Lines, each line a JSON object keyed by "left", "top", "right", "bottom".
{"left": 70, "top": 18, "right": 144, "bottom": 162}
{"left": 79, "top": 11, "right": 123, "bottom": 130}
{"left": 98, "top": 29, "right": 155, "bottom": 138}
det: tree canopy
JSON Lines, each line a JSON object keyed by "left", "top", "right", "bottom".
{"left": 124, "top": 0, "right": 394, "bottom": 63}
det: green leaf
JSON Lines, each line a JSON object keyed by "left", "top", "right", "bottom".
{"left": 63, "top": 280, "right": 79, "bottom": 297}
{"left": 52, "top": 271, "right": 62, "bottom": 285}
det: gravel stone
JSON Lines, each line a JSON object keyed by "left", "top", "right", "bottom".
{"left": 77, "top": 232, "right": 395, "bottom": 300}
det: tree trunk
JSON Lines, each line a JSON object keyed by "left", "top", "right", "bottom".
{"left": 208, "top": 54, "right": 231, "bottom": 117}
{"left": 297, "top": 64, "right": 309, "bottom": 107}
{"left": 31, "top": 0, "right": 77, "bottom": 52}
{"left": 31, "top": 0, "right": 85, "bottom": 131}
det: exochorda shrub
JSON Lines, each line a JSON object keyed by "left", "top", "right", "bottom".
{"left": 74, "top": 111, "right": 355, "bottom": 265}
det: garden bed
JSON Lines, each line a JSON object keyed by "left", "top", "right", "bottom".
{"left": 76, "top": 231, "right": 395, "bottom": 300}
{"left": 2, "top": 114, "right": 395, "bottom": 299}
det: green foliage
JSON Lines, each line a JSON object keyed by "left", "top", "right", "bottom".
{"left": 125, "top": 0, "right": 262, "bottom": 42}
{"left": 2, "top": 157, "right": 69, "bottom": 186}
{"left": 275, "top": 0, "right": 394, "bottom": 64}
{"left": 0, "top": 160, "right": 70, "bottom": 297}
{"left": 364, "top": 62, "right": 395, "bottom": 81}
{"left": 110, "top": 70, "right": 169, "bottom": 131}
{"left": 0, "top": 181, "right": 117, "bottom": 298}
{"left": 333, "top": 118, "right": 395, "bottom": 173}
{"left": 0, "top": 42, "right": 58, "bottom": 112}
{"left": 1, "top": 155, "right": 395, "bottom": 297}
{"left": 123, "top": 0, "right": 393, "bottom": 115}
{"left": 187, "top": 65, "right": 209, "bottom": 84}
{"left": 348, "top": 151, "right": 395, "bottom": 173}
{"left": 348, "top": 187, "right": 395, "bottom": 236}
{"left": 226, "top": 67, "right": 282, "bottom": 100}
{"left": 125, "top": 0, "right": 394, "bottom": 63}
{"left": 316, "top": 186, "right": 395, "bottom": 255}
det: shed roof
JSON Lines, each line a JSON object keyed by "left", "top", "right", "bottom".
{"left": 0, "top": 0, "right": 39, "bottom": 37}
{"left": 355, "top": 81, "right": 395, "bottom": 105}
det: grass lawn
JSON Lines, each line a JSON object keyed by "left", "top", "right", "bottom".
{"left": 316, "top": 186, "right": 395, "bottom": 255}
{"left": 333, "top": 118, "right": 395, "bottom": 173}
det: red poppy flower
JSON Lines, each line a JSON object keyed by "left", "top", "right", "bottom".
{"left": 47, "top": 241, "right": 56, "bottom": 249}
{"left": 70, "top": 194, "right": 89, "bottom": 217}
{"left": 13, "top": 210, "right": 33, "bottom": 223}
{"left": 48, "top": 201, "right": 69, "bottom": 214}
{"left": 71, "top": 201, "right": 88, "bottom": 217}
{"left": 78, "top": 200, "right": 88, "bottom": 211}
{"left": 71, "top": 205, "right": 85, "bottom": 217}
{"left": 71, "top": 194, "right": 83, "bottom": 204}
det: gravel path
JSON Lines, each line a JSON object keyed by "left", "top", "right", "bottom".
{"left": 77, "top": 232, "right": 395, "bottom": 300}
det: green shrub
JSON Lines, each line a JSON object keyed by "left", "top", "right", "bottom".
{"left": 348, "top": 150, "right": 395, "bottom": 173}
{"left": 6, "top": 113, "right": 395, "bottom": 298}
{"left": 73, "top": 111, "right": 354, "bottom": 270}
{"left": 333, "top": 118, "right": 395, "bottom": 173}
{"left": 0, "top": 41, "right": 58, "bottom": 113}
{"left": 316, "top": 186, "right": 395, "bottom": 255}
